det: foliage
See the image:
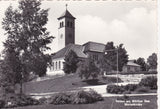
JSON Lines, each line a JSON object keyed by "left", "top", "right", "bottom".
{"left": 77, "top": 59, "right": 100, "bottom": 80}
{"left": 139, "top": 76, "right": 157, "bottom": 89}
{"left": 106, "top": 85, "right": 125, "bottom": 94}
{"left": 124, "top": 84, "right": 138, "bottom": 91}
{"left": 46, "top": 90, "right": 103, "bottom": 105}
{"left": 1, "top": 0, "right": 53, "bottom": 94}
{"left": 147, "top": 53, "right": 157, "bottom": 70}
{"left": 71, "top": 90, "right": 103, "bottom": 104}
{"left": 134, "top": 58, "right": 149, "bottom": 71}
{"left": 3, "top": 94, "right": 39, "bottom": 108}
{"left": 107, "top": 84, "right": 139, "bottom": 94}
{"left": 63, "top": 50, "right": 79, "bottom": 74}
{"left": 135, "top": 86, "right": 150, "bottom": 93}
{"left": 0, "top": 99, "right": 5, "bottom": 108}
{"left": 102, "top": 42, "right": 128, "bottom": 72}
{"left": 38, "top": 97, "right": 48, "bottom": 105}
{"left": 48, "top": 93, "right": 71, "bottom": 105}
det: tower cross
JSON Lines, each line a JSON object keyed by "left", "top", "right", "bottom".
{"left": 66, "top": 4, "right": 68, "bottom": 10}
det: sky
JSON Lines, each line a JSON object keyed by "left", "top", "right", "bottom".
{"left": 0, "top": 0, "right": 158, "bottom": 60}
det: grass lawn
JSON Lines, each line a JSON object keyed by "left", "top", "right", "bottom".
{"left": 7, "top": 95, "right": 157, "bottom": 109}
{"left": 22, "top": 73, "right": 119, "bottom": 94}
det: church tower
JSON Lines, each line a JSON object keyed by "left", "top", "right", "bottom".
{"left": 57, "top": 5, "right": 76, "bottom": 50}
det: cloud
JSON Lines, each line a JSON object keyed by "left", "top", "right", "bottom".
{"left": 75, "top": 7, "right": 157, "bottom": 59}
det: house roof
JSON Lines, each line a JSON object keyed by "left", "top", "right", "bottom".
{"left": 58, "top": 9, "right": 75, "bottom": 20}
{"left": 126, "top": 62, "right": 140, "bottom": 67}
{"left": 52, "top": 44, "right": 87, "bottom": 59}
{"left": 83, "top": 41, "right": 105, "bottom": 53}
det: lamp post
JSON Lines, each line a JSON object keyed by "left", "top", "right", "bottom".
{"left": 105, "top": 48, "right": 119, "bottom": 85}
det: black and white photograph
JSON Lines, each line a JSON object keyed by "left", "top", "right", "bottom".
{"left": 0, "top": 0, "right": 158, "bottom": 109}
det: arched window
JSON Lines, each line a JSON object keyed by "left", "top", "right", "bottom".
{"left": 70, "top": 22, "right": 72, "bottom": 28}
{"left": 62, "top": 22, "right": 64, "bottom": 27}
{"left": 60, "top": 34, "right": 63, "bottom": 39}
{"left": 52, "top": 62, "right": 54, "bottom": 70}
{"left": 67, "top": 21, "right": 69, "bottom": 27}
{"left": 59, "top": 61, "right": 61, "bottom": 69}
{"left": 56, "top": 62, "right": 57, "bottom": 70}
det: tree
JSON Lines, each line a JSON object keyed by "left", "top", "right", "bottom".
{"left": 103, "top": 42, "right": 128, "bottom": 72}
{"left": 147, "top": 53, "right": 157, "bottom": 70}
{"left": 1, "top": 0, "right": 53, "bottom": 94}
{"left": 63, "top": 50, "right": 79, "bottom": 74}
{"left": 134, "top": 57, "right": 148, "bottom": 71}
{"left": 77, "top": 59, "right": 100, "bottom": 80}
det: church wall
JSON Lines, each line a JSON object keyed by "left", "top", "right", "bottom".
{"left": 47, "top": 57, "right": 65, "bottom": 75}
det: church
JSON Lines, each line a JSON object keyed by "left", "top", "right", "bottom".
{"left": 47, "top": 6, "right": 106, "bottom": 75}
{"left": 46, "top": 6, "right": 141, "bottom": 75}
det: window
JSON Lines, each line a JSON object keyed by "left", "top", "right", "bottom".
{"left": 56, "top": 62, "right": 57, "bottom": 70}
{"left": 62, "top": 22, "right": 64, "bottom": 27}
{"left": 70, "top": 22, "right": 72, "bottom": 28}
{"left": 52, "top": 62, "right": 54, "bottom": 70}
{"left": 59, "top": 61, "right": 61, "bottom": 69}
{"left": 60, "top": 34, "right": 63, "bottom": 39}
{"left": 67, "top": 21, "right": 69, "bottom": 27}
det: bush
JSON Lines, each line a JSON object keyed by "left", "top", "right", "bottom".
{"left": 106, "top": 85, "right": 125, "bottom": 94}
{"left": 124, "top": 84, "right": 138, "bottom": 91}
{"left": 0, "top": 99, "right": 5, "bottom": 108}
{"left": 48, "top": 93, "right": 71, "bottom": 105}
{"left": 71, "top": 90, "right": 103, "bottom": 104}
{"left": 107, "top": 84, "right": 139, "bottom": 94}
{"left": 38, "top": 97, "right": 48, "bottom": 105}
{"left": 4, "top": 94, "right": 39, "bottom": 108}
{"left": 139, "top": 76, "right": 157, "bottom": 89}
{"left": 135, "top": 86, "right": 150, "bottom": 93}
{"left": 48, "top": 90, "right": 103, "bottom": 105}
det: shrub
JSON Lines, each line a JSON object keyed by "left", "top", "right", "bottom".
{"left": 124, "top": 84, "right": 139, "bottom": 91}
{"left": 0, "top": 99, "right": 5, "bottom": 108}
{"left": 4, "top": 94, "right": 39, "bottom": 108}
{"left": 135, "top": 86, "right": 150, "bottom": 93}
{"left": 48, "top": 90, "right": 103, "bottom": 105}
{"left": 38, "top": 97, "right": 48, "bottom": 105}
{"left": 106, "top": 85, "right": 125, "bottom": 94}
{"left": 71, "top": 89, "right": 103, "bottom": 104}
{"left": 48, "top": 93, "right": 71, "bottom": 105}
{"left": 139, "top": 76, "right": 157, "bottom": 89}
{"left": 89, "top": 89, "right": 103, "bottom": 101}
{"left": 71, "top": 90, "right": 93, "bottom": 104}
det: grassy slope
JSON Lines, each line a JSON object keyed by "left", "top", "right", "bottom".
{"left": 7, "top": 95, "right": 157, "bottom": 109}
{"left": 23, "top": 73, "right": 119, "bottom": 94}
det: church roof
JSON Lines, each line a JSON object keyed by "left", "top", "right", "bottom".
{"left": 83, "top": 41, "right": 105, "bottom": 53}
{"left": 52, "top": 44, "right": 87, "bottom": 59}
{"left": 58, "top": 9, "right": 76, "bottom": 20}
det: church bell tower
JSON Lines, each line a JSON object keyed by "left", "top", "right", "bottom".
{"left": 57, "top": 4, "right": 76, "bottom": 50}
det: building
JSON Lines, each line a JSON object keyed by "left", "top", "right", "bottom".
{"left": 47, "top": 7, "right": 105, "bottom": 75}
{"left": 122, "top": 60, "right": 141, "bottom": 73}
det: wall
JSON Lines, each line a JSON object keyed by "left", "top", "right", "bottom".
{"left": 47, "top": 57, "right": 65, "bottom": 76}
